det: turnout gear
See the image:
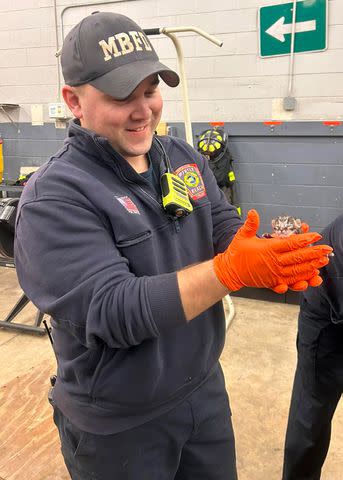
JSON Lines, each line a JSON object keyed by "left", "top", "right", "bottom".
{"left": 197, "top": 127, "right": 232, "bottom": 189}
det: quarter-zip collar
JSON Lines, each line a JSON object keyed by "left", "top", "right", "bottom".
{"left": 67, "top": 119, "right": 166, "bottom": 184}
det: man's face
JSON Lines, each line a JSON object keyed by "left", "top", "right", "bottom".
{"left": 74, "top": 74, "right": 163, "bottom": 162}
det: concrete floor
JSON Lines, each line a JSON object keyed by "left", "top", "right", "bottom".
{"left": 0, "top": 268, "right": 342, "bottom": 479}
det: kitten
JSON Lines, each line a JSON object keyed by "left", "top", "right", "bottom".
{"left": 262, "top": 215, "right": 334, "bottom": 256}
{"left": 263, "top": 215, "right": 302, "bottom": 238}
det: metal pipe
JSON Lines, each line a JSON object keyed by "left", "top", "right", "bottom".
{"left": 53, "top": 0, "right": 61, "bottom": 101}
{"left": 288, "top": 0, "right": 297, "bottom": 96}
{"left": 0, "top": 321, "right": 46, "bottom": 335}
{"left": 54, "top": 12, "right": 231, "bottom": 326}
{"left": 56, "top": 9, "right": 223, "bottom": 144}
{"left": 56, "top": 1, "right": 137, "bottom": 88}
{"left": 162, "top": 26, "right": 223, "bottom": 48}
{"left": 163, "top": 32, "right": 194, "bottom": 146}
{"left": 158, "top": 27, "right": 233, "bottom": 325}
{"left": 60, "top": 0, "right": 137, "bottom": 42}
{"left": 160, "top": 27, "right": 222, "bottom": 146}
{"left": 223, "top": 294, "right": 235, "bottom": 331}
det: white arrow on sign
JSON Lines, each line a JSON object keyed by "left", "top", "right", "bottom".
{"left": 266, "top": 16, "right": 316, "bottom": 42}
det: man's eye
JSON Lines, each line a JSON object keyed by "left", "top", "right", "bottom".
{"left": 114, "top": 98, "right": 129, "bottom": 104}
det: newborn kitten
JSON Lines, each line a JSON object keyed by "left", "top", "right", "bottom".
{"left": 263, "top": 215, "right": 302, "bottom": 238}
{"left": 262, "top": 215, "right": 335, "bottom": 256}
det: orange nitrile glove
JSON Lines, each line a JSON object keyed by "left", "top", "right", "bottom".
{"left": 287, "top": 222, "right": 322, "bottom": 291}
{"left": 301, "top": 222, "right": 310, "bottom": 233}
{"left": 213, "top": 210, "right": 333, "bottom": 293}
{"left": 281, "top": 273, "right": 323, "bottom": 293}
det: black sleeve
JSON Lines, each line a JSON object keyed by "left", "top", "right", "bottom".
{"left": 301, "top": 214, "right": 343, "bottom": 324}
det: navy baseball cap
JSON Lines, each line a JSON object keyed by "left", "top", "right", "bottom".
{"left": 61, "top": 11, "right": 180, "bottom": 99}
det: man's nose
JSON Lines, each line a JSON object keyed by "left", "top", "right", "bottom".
{"left": 131, "top": 98, "right": 151, "bottom": 119}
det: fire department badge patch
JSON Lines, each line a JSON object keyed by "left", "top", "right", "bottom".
{"left": 175, "top": 164, "right": 207, "bottom": 201}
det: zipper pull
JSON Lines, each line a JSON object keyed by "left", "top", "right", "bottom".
{"left": 174, "top": 218, "right": 181, "bottom": 233}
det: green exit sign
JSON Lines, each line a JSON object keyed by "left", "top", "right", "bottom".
{"left": 259, "top": 0, "right": 328, "bottom": 58}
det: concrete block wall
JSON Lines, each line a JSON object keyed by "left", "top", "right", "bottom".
{"left": 1, "top": 119, "right": 342, "bottom": 237}
{"left": 0, "top": 1, "right": 341, "bottom": 239}
{"left": 225, "top": 125, "right": 343, "bottom": 233}
{"left": 0, "top": 122, "right": 66, "bottom": 182}
{"left": 0, "top": 0, "right": 343, "bottom": 124}
{"left": 191, "top": 121, "right": 343, "bottom": 233}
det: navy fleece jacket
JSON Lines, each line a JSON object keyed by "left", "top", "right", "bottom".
{"left": 14, "top": 120, "right": 242, "bottom": 434}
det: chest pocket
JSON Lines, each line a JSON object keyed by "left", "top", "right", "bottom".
{"left": 115, "top": 230, "right": 152, "bottom": 248}
{"left": 115, "top": 222, "right": 176, "bottom": 276}
{"left": 115, "top": 229, "right": 154, "bottom": 276}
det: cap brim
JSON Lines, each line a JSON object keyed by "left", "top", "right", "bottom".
{"left": 89, "top": 60, "right": 179, "bottom": 99}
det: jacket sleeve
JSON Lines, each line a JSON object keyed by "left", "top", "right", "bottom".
{"left": 301, "top": 216, "right": 343, "bottom": 323}
{"left": 14, "top": 198, "right": 186, "bottom": 349}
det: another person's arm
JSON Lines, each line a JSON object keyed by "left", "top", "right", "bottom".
{"left": 300, "top": 215, "right": 343, "bottom": 324}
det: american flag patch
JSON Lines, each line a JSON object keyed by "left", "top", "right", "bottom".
{"left": 115, "top": 196, "right": 140, "bottom": 215}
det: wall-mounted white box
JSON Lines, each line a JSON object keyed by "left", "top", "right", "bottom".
{"left": 48, "top": 103, "right": 70, "bottom": 119}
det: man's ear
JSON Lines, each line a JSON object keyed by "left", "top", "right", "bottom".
{"left": 62, "top": 85, "right": 83, "bottom": 119}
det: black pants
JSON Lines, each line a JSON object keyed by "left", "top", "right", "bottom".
{"left": 53, "top": 364, "right": 237, "bottom": 480}
{"left": 283, "top": 317, "right": 343, "bottom": 480}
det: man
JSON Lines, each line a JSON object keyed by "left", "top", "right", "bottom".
{"left": 283, "top": 214, "right": 342, "bottom": 480}
{"left": 14, "top": 12, "right": 332, "bottom": 480}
